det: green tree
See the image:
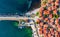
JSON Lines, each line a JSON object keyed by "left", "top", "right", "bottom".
{"left": 36, "top": 12, "right": 39, "bottom": 16}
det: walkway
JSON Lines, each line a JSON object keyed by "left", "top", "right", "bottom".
{"left": 0, "top": 17, "right": 34, "bottom": 21}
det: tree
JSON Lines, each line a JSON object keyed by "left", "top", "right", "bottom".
{"left": 36, "top": 12, "right": 39, "bottom": 16}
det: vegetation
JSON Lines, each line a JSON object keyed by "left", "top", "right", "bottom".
{"left": 53, "top": 14, "right": 58, "bottom": 18}
{"left": 13, "top": 21, "right": 19, "bottom": 26}
{"left": 36, "top": 12, "right": 39, "bottom": 16}
{"left": 35, "top": 22, "right": 39, "bottom": 24}
{"left": 20, "top": 19, "right": 26, "bottom": 22}
{"left": 12, "top": 21, "right": 32, "bottom": 37}
{"left": 22, "top": 27, "right": 33, "bottom": 37}
{"left": 44, "top": 14, "right": 48, "bottom": 18}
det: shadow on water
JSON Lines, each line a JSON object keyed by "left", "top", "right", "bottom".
{"left": 0, "top": 20, "right": 32, "bottom": 37}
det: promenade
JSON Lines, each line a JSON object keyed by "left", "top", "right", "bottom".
{"left": 0, "top": 16, "right": 39, "bottom": 37}
{"left": 0, "top": 16, "right": 34, "bottom": 21}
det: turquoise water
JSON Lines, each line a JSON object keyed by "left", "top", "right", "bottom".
{"left": 0, "top": 20, "right": 32, "bottom": 37}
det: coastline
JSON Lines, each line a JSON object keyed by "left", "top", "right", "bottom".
{"left": 0, "top": 20, "right": 33, "bottom": 37}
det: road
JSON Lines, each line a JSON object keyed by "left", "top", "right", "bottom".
{"left": 0, "top": 16, "right": 39, "bottom": 37}
{"left": 0, "top": 17, "right": 34, "bottom": 21}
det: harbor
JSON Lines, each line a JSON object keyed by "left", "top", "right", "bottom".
{"left": 0, "top": 0, "right": 60, "bottom": 37}
{"left": 0, "top": 16, "right": 39, "bottom": 37}
{"left": 0, "top": 20, "right": 33, "bottom": 37}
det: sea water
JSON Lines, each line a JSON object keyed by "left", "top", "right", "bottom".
{"left": 0, "top": 0, "right": 40, "bottom": 15}
{"left": 0, "top": 20, "right": 32, "bottom": 37}
{"left": 0, "top": 0, "right": 32, "bottom": 15}
{"left": 0, "top": 0, "right": 40, "bottom": 37}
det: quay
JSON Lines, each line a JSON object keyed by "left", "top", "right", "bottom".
{"left": 0, "top": 16, "right": 39, "bottom": 37}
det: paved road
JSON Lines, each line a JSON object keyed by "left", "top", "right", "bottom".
{"left": 0, "top": 17, "right": 34, "bottom": 21}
